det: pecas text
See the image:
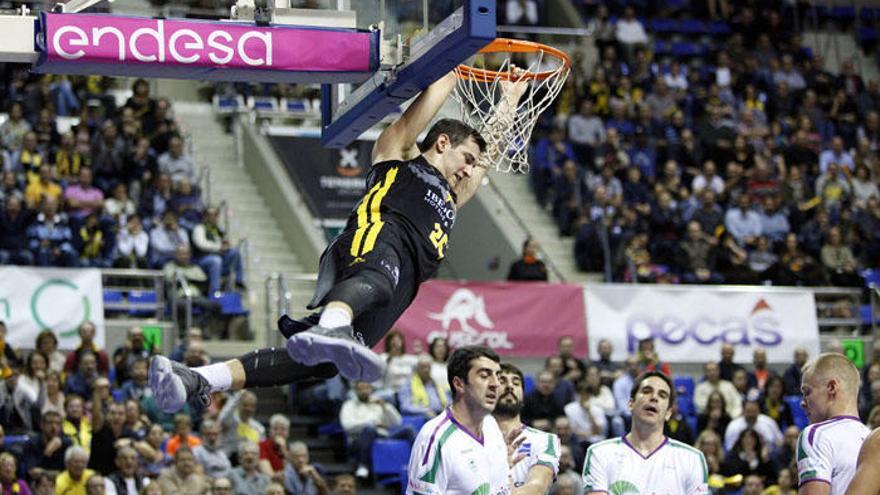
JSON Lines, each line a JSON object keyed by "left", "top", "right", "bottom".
{"left": 625, "top": 313, "right": 784, "bottom": 352}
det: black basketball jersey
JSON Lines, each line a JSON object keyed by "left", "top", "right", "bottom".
{"left": 343, "top": 156, "right": 457, "bottom": 282}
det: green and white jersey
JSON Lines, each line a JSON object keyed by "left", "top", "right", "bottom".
{"left": 407, "top": 409, "right": 510, "bottom": 495}
{"left": 797, "top": 415, "right": 869, "bottom": 494}
{"left": 510, "top": 424, "right": 561, "bottom": 490}
{"left": 581, "top": 437, "right": 709, "bottom": 495}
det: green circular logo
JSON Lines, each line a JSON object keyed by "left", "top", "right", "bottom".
{"left": 30, "top": 279, "right": 91, "bottom": 338}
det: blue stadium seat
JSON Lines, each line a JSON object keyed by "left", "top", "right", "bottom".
{"left": 861, "top": 7, "right": 878, "bottom": 22}
{"left": 523, "top": 374, "right": 535, "bottom": 395}
{"left": 651, "top": 18, "right": 677, "bottom": 34}
{"left": 831, "top": 6, "right": 856, "bottom": 20}
{"left": 103, "top": 289, "right": 124, "bottom": 305}
{"left": 679, "top": 19, "right": 707, "bottom": 35}
{"left": 784, "top": 395, "right": 808, "bottom": 430}
{"left": 3, "top": 434, "right": 29, "bottom": 447}
{"left": 112, "top": 389, "right": 125, "bottom": 402}
{"left": 372, "top": 439, "right": 411, "bottom": 488}
{"left": 708, "top": 20, "right": 732, "bottom": 36}
{"left": 211, "top": 292, "right": 249, "bottom": 316}
{"left": 863, "top": 268, "right": 880, "bottom": 288}
{"left": 401, "top": 415, "right": 427, "bottom": 432}
{"left": 859, "top": 27, "right": 879, "bottom": 46}
{"left": 677, "top": 395, "right": 696, "bottom": 417}
{"left": 654, "top": 40, "right": 671, "bottom": 56}
{"left": 671, "top": 42, "right": 704, "bottom": 58}
{"left": 128, "top": 290, "right": 158, "bottom": 316}
{"left": 673, "top": 376, "right": 695, "bottom": 399}
{"left": 318, "top": 421, "right": 345, "bottom": 436}
{"left": 861, "top": 304, "right": 879, "bottom": 325}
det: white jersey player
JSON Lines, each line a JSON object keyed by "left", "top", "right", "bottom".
{"left": 582, "top": 371, "right": 709, "bottom": 495}
{"left": 798, "top": 353, "right": 869, "bottom": 495}
{"left": 494, "top": 363, "right": 560, "bottom": 494}
{"left": 407, "top": 346, "right": 513, "bottom": 495}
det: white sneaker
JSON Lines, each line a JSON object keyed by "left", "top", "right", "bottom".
{"left": 149, "top": 356, "right": 211, "bottom": 413}
{"left": 354, "top": 465, "right": 369, "bottom": 479}
{"left": 285, "top": 324, "right": 386, "bottom": 382}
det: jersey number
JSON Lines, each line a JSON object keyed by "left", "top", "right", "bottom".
{"left": 429, "top": 223, "right": 448, "bottom": 259}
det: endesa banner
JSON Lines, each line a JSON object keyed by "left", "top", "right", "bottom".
{"left": 35, "top": 13, "right": 378, "bottom": 83}
{"left": 585, "top": 284, "right": 820, "bottom": 363}
{"left": 394, "top": 280, "right": 588, "bottom": 358}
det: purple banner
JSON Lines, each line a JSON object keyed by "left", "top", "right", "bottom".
{"left": 35, "top": 13, "right": 377, "bottom": 83}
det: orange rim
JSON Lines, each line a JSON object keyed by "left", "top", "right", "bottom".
{"left": 455, "top": 38, "right": 570, "bottom": 83}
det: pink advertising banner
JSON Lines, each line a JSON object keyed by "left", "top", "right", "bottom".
{"left": 35, "top": 13, "right": 377, "bottom": 83}
{"left": 393, "top": 280, "right": 588, "bottom": 358}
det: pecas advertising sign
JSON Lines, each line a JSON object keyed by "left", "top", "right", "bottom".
{"left": 585, "top": 284, "right": 820, "bottom": 363}
{"left": 0, "top": 266, "right": 105, "bottom": 350}
{"left": 269, "top": 136, "right": 371, "bottom": 222}
{"left": 393, "top": 280, "right": 588, "bottom": 357}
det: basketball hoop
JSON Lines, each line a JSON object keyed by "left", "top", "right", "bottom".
{"left": 453, "top": 38, "right": 570, "bottom": 174}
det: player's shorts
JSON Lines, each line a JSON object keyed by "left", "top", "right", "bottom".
{"left": 305, "top": 225, "right": 419, "bottom": 346}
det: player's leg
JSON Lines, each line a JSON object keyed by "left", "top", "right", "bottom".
{"left": 149, "top": 346, "right": 337, "bottom": 413}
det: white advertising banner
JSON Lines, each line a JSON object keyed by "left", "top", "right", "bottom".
{"left": 0, "top": 267, "right": 105, "bottom": 350}
{"left": 585, "top": 284, "right": 820, "bottom": 363}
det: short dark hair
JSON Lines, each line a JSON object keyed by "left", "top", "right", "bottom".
{"left": 629, "top": 371, "right": 675, "bottom": 406}
{"left": 499, "top": 362, "right": 524, "bottom": 390}
{"left": 420, "top": 118, "right": 486, "bottom": 153}
{"left": 447, "top": 346, "right": 500, "bottom": 398}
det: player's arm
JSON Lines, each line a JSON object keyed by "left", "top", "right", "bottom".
{"left": 454, "top": 71, "right": 528, "bottom": 208}
{"left": 582, "top": 443, "right": 608, "bottom": 495}
{"left": 845, "top": 429, "right": 880, "bottom": 495}
{"left": 372, "top": 72, "right": 457, "bottom": 165}
{"left": 511, "top": 465, "right": 555, "bottom": 495}
{"left": 798, "top": 427, "right": 832, "bottom": 495}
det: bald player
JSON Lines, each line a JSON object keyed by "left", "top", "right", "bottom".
{"left": 797, "top": 353, "right": 869, "bottom": 495}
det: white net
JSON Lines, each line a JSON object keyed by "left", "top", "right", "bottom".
{"left": 452, "top": 40, "right": 570, "bottom": 174}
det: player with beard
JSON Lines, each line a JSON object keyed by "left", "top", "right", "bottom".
{"left": 494, "top": 363, "right": 560, "bottom": 495}
{"left": 407, "top": 346, "right": 517, "bottom": 495}
{"left": 582, "top": 372, "right": 709, "bottom": 495}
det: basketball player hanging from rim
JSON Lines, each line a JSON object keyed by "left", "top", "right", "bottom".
{"left": 149, "top": 69, "right": 530, "bottom": 412}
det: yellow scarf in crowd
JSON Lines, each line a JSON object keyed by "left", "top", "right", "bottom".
{"left": 410, "top": 375, "right": 448, "bottom": 409}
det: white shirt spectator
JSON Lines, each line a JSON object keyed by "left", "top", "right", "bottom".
{"left": 563, "top": 400, "right": 608, "bottom": 444}
{"left": 819, "top": 148, "right": 856, "bottom": 174}
{"left": 723, "top": 414, "right": 783, "bottom": 451}
{"left": 692, "top": 174, "right": 725, "bottom": 195}
{"left": 568, "top": 113, "right": 606, "bottom": 147}
{"left": 615, "top": 17, "right": 648, "bottom": 45}
{"left": 505, "top": 0, "right": 538, "bottom": 25}
{"left": 339, "top": 395, "right": 402, "bottom": 436}
{"left": 693, "top": 379, "right": 743, "bottom": 418}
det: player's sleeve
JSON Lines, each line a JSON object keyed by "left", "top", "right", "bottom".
{"left": 406, "top": 425, "right": 449, "bottom": 495}
{"left": 688, "top": 450, "right": 710, "bottom": 495}
{"left": 797, "top": 426, "right": 833, "bottom": 488}
{"left": 582, "top": 443, "right": 608, "bottom": 493}
{"left": 533, "top": 432, "right": 561, "bottom": 478}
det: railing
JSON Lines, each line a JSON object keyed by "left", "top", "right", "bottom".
{"left": 100, "top": 268, "right": 165, "bottom": 319}
{"left": 265, "top": 273, "right": 292, "bottom": 347}
{"left": 812, "top": 286, "right": 864, "bottom": 335}
{"left": 170, "top": 271, "right": 194, "bottom": 333}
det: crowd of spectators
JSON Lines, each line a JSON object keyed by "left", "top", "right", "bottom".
{"left": 523, "top": 1, "right": 880, "bottom": 288}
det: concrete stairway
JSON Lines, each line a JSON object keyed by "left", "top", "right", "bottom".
{"left": 488, "top": 172, "right": 598, "bottom": 283}
{"left": 173, "top": 102, "right": 316, "bottom": 351}
{"left": 803, "top": 29, "right": 880, "bottom": 81}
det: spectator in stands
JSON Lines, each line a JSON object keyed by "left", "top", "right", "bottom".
{"left": 398, "top": 354, "right": 449, "bottom": 418}
{"left": 24, "top": 166, "right": 62, "bottom": 211}
{"left": 282, "top": 441, "right": 329, "bottom": 495}
{"left": 220, "top": 391, "right": 265, "bottom": 456}
{"left": 522, "top": 370, "right": 569, "bottom": 424}
{"left": 664, "top": 400, "right": 695, "bottom": 445}
{"left": 552, "top": 161, "right": 587, "bottom": 235}
{"left": 0, "top": 452, "right": 30, "bottom": 495}
{"left": 695, "top": 430, "right": 723, "bottom": 482}
{"left": 104, "top": 447, "right": 145, "bottom": 495}
{"left": 64, "top": 351, "right": 101, "bottom": 398}
{"left": 614, "top": 7, "right": 647, "bottom": 64}
{"left": 165, "top": 413, "right": 202, "bottom": 457}
{"left": 114, "top": 327, "right": 154, "bottom": 386}
{"left": 158, "top": 136, "right": 196, "bottom": 187}
{"left": 720, "top": 428, "right": 776, "bottom": 483}
{"left": 718, "top": 343, "right": 744, "bottom": 382}
{"left": 507, "top": 237, "right": 548, "bottom": 281}
{"left": 53, "top": 132, "right": 86, "bottom": 185}
{"left": 22, "top": 410, "right": 69, "bottom": 480}
{"left": 150, "top": 211, "right": 190, "bottom": 268}
{"left": 759, "top": 374, "right": 793, "bottom": 429}
{"left": 257, "top": 414, "right": 288, "bottom": 477}
{"left": 771, "top": 425, "right": 800, "bottom": 475}
{"left": 75, "top": 213, "right": 111, "bottom": 268}
{"left": 89, "top": 399, "right": 132, "bottom": 475}
{"left": 504, "top": 0, "right": 538, "bottom": 26}
{"left": 169, "top": 179, "right": 204, "bottom": 232}
{"left": 192, "top": 419, "right": 231, "bottom": 479}
{"left": 758, "top": 196, "right": 790, "bottom": 243}
{"left": 553, "top": 417, "right": 583, "bottom": 472}
{"left": 556, "top": 335, "right": 585, "bottom": 384}
{"left": 13, "top": 132, "right": 45, "bottom": 185}
{"left": 375, "top": 330, "right": 417, "bottom": 402}
{"left": 612, "top": 356, "right": 638, "bottom": 423}
{"left": 61, "top": 321, "right": 108, "bottom": 375}
{"left": 567, "top": 100, "right": 605, "bottom": 166}
{"left": 725, "top": 193, "right": 762, "bottom": 247}
{"left": 563, "top": 380, "right": 607, "bottom": 446}
{"left": 783, "top": 347, "right": 808, "bottom": 396}
{"left": 0, "top": 195, "right": 33, "bottom": 265}
{"left": 724, "top": 400, "right": 783, "bottom": 452}
{"left": 851, "top": 164, "right": 879, "bottom": 208}
{"left": 63, "top": 394, "right": 90, "bottom": 453}
{"left": 331, "top": 474, "right": 356, "bottom": 495}
{"left": 125, "top": 80, "right": 156, "bottom": 122}
{"left": 192, "top": 207, "right": 245, "bottom": 294}
{"left": 29, "top": 195, "right": 76, "bottom": 267}
{"left": 91, "top": 121, "right": 126, "bottom": 193}
{"left": 695, "top": 362, "right": 743, "bottom": 418}
{"left": 157, "top": 447, "right": 208, "bottom": 495}
{"left": 18, "top": 351, "right": 46, "bottom": 401}
{"left": 0, "top": 102, "right": 31, "bottom": 152}
{"left": 635, "top": 338, "right": 670, "bottom": 376}
{"left": 861, "top": 380, "right": 880, "bottom": 422}
{"left": 170, "top": 327, "right": 203, "bottom": 363}
{"left": 532, "top": 127, "right": 575, "bottom": 207}
{"left": 821, "top": 226, "right": 861, "bottom": 286}
{"left": 144, "top": 99, "right": 177, "bottom": 155}
{"left": 125, "top": 138, "right": 157, "bottom": 200}
{"left": 678, "top": 220, "right": 722, "bottom": 284}
{"left": 64, "top": 167, "right": 104, "bottom": 226}
{"left": 773, "top": 55, "right": 807, "bottom": 92}
{"left": 139, "top": 173, "right": 174, "bottom": 229}
{"left": 139, "top": 424, "right": 170, "bottom": 478}
{"left": 0, "top": 364, "right": 38, "bottom": 434}
{"left": 593, "top": 339, "right": 619, "bottom": 387}
{"left": 819, "top": 136, "right": 855, "bottom": 174}
{"left": 113, "top": 215, "right": 149, "bottom": 269}
{"left": 427, "top": 337, "right": 449, "bottom": 387}
{"left": 339, "top": 381, "right": 412, "bottom": 480}
{"left": 697, "top": 390, "right": 732, "bottom": 439}
{"left": 0, "top": 171, "right": 22, "bottom": 207}
{"left": 41, "top": 370, "right": 64, "bottom": 416}
{"left": 230, "top": 441, "right": 269, "bottom": 495}
{"left": 55, "top": 446, "right": 94, "bottom": 495}
{"left": 103, "top": 184, "right": 136, "bottom": 229}
{"left": 748, "top": 348, "right": 770, "bottom": 392}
